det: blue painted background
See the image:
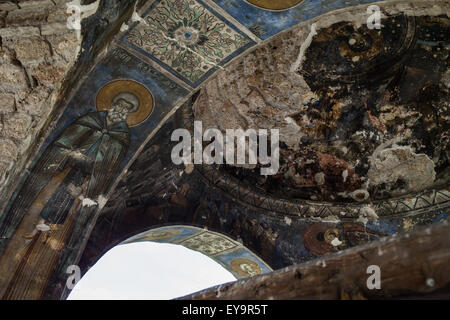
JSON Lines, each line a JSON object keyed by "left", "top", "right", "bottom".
{"left": 215, "top": 0, "right": 382, "bottom": 39}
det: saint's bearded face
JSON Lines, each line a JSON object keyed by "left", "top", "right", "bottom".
{"left": 107, "top": 94, "right": 139, "bottom": 124}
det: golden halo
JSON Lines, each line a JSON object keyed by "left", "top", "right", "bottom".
{"left": 140, "top": 229, "right": 181, "bottom": 241}
{"left": 96, "top": 79, "right": 154, "bottom": 127}
{"left": 245, "top": 0, "right": 303, "bottom": 11}
{"left": 231, "top": 258, "right": 262, "bottom": 277}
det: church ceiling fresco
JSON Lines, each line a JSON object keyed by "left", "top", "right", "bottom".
{"left": 39, "top": 45, "right": 189, "bottom": 166}
{"left": 121, "top": 225, "right": 272, "bottom": 279}
{"left": 0, "top": 0, "right": 448, "bottom": 299}
{"left": 81, "top": 94, "right": 447, "bottom": 282}
{"left": 0, "top": 44, "right": 189, "bottom": 299}
{"left": 122, "top": 0, "right": 256, "bottom": 87}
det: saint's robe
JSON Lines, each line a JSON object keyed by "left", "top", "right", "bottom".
{"left": 0, "top": 111, "right": 130, "bottom": 257}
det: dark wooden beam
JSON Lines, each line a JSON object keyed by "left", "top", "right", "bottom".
{"left": 180, "top": 219, "right": 450, "bottom": 300}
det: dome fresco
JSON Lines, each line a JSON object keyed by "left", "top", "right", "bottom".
{"left": 192, "top": 14, "right": 449, "bottom": 203}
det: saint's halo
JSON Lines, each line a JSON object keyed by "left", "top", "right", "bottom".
{"left": 96, "top": 79, "right": 154, "bottom": 127}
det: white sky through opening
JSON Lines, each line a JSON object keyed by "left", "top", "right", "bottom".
{"left": 67, "top": 242, "right": 237, "bottom": 300}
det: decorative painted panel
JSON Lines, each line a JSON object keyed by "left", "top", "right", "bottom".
{"left": 122, "top": 0, "right": 256, "bottom": 87}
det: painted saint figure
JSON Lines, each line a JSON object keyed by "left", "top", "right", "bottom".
{"left": 29, "top": 95, "right": 135, "bottom": 232}
{"left": 0, "top": 80, "right": 153, "bottom": 299}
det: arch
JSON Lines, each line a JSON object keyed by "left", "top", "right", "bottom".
{"left": 121, "top": 225, "right": 273, "bottom": 279}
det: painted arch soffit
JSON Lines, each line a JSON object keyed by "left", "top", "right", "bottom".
{"left": 121, "top": 225, "right": 273, "bottom": 279}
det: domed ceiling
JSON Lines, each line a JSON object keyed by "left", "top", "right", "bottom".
{"left": 192, "top": 13, "right": 449, "bottom": 204}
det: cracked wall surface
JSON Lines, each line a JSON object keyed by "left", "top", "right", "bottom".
{"left": 0, "top": 0, "right": 81, "bottom": 189}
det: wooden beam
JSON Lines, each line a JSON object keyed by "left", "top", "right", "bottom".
{"left": 180, "top": 220, "right": 450, "bottom": 300}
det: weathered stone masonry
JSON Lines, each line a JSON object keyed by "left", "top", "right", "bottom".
{"left": 0, "top": 0, "right": 80, "bottom": 189}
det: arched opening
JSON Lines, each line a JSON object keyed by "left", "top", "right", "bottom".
{"left": 67, "top": 242, "right": 236, "bottom": 300}
{"left": 68, "top": 225, "right": 272, "bottom": 299}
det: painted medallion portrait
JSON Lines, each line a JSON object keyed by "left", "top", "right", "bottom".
{"left": 231, "top": 258, "right": 262, "bottom": 277}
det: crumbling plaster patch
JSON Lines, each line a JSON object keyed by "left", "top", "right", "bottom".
{"left": 368, "top": 146, "right": 436, "bottom": 193}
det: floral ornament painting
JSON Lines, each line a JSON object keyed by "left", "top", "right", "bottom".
{"left": 125, "top": 0, "right": 252, "bottom": 86}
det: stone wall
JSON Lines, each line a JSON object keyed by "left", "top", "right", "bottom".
{"left": 0, "top": 0, "right": 80, "bottom": 188}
